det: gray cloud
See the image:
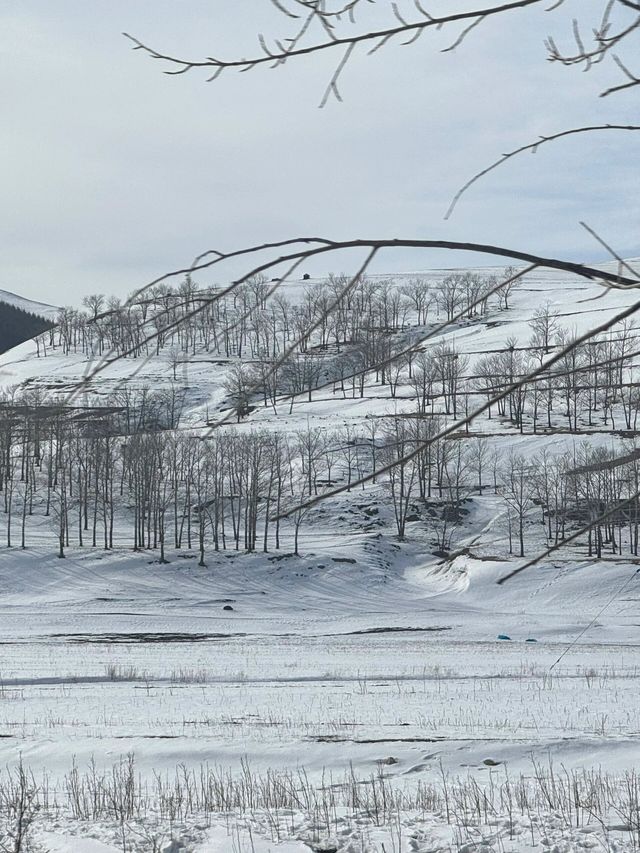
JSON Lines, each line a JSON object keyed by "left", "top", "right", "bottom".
{"left": 1, "top": 0, "right": 638, "bottom": 305}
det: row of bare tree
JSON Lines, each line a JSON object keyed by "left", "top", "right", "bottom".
{"left": 39, "top": 270, "right": 516, "bottom": 380}
{"left": 1, "top": 388, "right": 639, "bottom": 562}
{"left": 224, "top": 307, "right": 640, "bottom": 438}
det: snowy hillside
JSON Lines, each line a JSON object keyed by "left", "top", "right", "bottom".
{"left": 1, "top": 261, "right": 640, "bottom": 851}
{"left": 1, "top": 257, "right": 640, "bottom": 563}
{"left": 0, "top": 289, "right": 56, "bottom": 355}
{"left": 0, "top": 287, "right": 58, "bottom": 320}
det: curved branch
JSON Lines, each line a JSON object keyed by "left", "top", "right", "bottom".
{"left": 123, "top": 0, "right": 547, "bottom": 78}
{"left": 445, "top": 124, "right": 640, "bottom": 219}
{"left": 70, "top": 237, "right": 639, "bottom": 419}
{"left": 84, "top": 235, "right": 637, "bottom": 315}
{"left": 174, "top": 237, "right": 639, "bottom": 287}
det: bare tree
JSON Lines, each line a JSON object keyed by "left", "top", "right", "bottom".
{"left": 469, "top": 437, "right": 490, "bottom": 497}
{"left": 530, "top": 302, "right": 560, "bottom": 355}
{"left": 501, "top": 453, "right": 535, "bottom": 557}
{"left": 223, "top": 363, "right": 252, "bottom": 422}
{"left": 381, "top": 415, "right": 417, "bottom": 540}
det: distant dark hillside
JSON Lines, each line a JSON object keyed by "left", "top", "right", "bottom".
{"left": 0, "top": 300, "right": 54, "bottom": 355}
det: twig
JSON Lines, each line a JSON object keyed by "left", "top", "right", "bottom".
{"left": 445, "top": 124, "right": 640, "bottom": 219}
{"left": 123, "top": 0, "right": 548, "bottom": 79}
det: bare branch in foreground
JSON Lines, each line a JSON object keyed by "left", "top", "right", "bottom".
{"left": 445, "top": 124, "right": 640, "bottom": 219}
{"left": 273, "top": 282, "right": 640, "bottom": 520}
{"left": 68, "top": 237, "right": 639, "bottom": 398}
{"left": 580, "top": 221, "right": 640, "bottom": 283}
{"left": 497, "top": 491, "right": 640, "bottom": 583}
{"left": 123, "top": 0, "right": 547, "bottom": 82}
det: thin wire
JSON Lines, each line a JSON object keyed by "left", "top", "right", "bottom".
{"left": 549, "top": 566, "right": 640, "bottom": 671}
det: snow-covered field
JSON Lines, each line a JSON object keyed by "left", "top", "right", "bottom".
{"left": 1, "top": 262, "right": 640, "bottom": 850}
{"left": 1, "top": 541, "right": 640, "bottom": 851}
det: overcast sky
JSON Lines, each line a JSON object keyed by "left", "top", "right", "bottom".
{"left": 1, "top": 0, "right": 638, "bottom": 306}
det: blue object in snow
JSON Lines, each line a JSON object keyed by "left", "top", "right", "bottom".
{"left": 525, "top": 638, "right": 538, "bottom": 643}
{"left": 497, "top": 634, "right": 511, "bottom": 641}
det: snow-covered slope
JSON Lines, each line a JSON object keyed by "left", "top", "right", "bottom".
{"left": 1, "top": 258, "right": 638, "bottom": 422}
{"left": 1, "top": 256, "right": 639, "bottom": 561}
{"left": 0, "top": 261, "right": 639, "bottom": 852}
{"left": 0, "top": 286, "right": 58, "bottom": 319}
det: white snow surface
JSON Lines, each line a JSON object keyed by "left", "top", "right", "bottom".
{"left": 1, "top": 259, "right": 639, "bottom": 422}
{"left": 0, "top": 261, "right": 640, "bottom": 850}
{"left": 0, "top": 287, "right": 58, "bottom": 320}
